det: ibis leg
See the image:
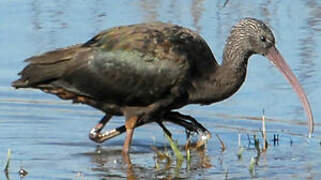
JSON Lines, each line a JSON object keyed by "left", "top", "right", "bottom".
{"left": 165, "top": 112, "right": 211, "bottom": 147}
{"left": 123, "top": 116, "right": 138, "bottom": 154}
{"left": 166, "top": 111, "right": 210, "bottom": 134}
{"left": 89, "top": 111, "right": 210, "bottom": 144}
{"left": 94, "top": 115, "right": 197, "bottom": 141}
{"left": 89, "top": 114, "right": 114, "bottom": 143}
{"left": 157, "top": 121, "right": 172, "bottom": 137}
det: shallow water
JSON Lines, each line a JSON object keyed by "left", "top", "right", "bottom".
{"left": 1, "top": 0, "right": 321, "bottom": 179}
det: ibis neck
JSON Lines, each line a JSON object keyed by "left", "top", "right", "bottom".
{"left": 222, "top": 36, "right": 253, "bottom": 69}
{"left": 188, "top": 39, "right": 253, "bottom": 105}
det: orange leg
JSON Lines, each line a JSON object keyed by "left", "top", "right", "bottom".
{"left": 122, "top": 116, "right": 138, "bottom": 165}
{"left": 122, "top": 116, "right": 138, "bottom": 154}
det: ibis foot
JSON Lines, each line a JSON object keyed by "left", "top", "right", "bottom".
{"left": 89, "top": 114, "right": 113, "bottom": 143}
{"left": 195, "top": 130, "right": 211, "bottom": 148}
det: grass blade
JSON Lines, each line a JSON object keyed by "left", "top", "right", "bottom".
{"left": 4, "top": 149, "right": 12, "bottom": 178}
{"left": 165, "top": 133, "right": 183, "bottom": 168}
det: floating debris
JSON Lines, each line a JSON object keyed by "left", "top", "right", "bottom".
{"left": 18, "top": 168, "right": 28, "bottom": 177}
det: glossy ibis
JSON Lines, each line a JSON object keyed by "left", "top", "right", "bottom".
{"left": 12, "top": 18, "right": 314, "bottom": 155}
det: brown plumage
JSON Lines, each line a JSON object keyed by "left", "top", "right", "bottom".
{"left": 12, "top": 18, "right": 314, "bottom": 155}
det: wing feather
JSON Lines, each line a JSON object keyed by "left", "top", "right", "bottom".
{"left": 13, "top": 22, "right": 216, "bottom": 107}
{"left": 59, "top": 49, "right": 187, "bottom": 105}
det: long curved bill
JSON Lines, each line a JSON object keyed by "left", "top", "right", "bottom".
{"left": 266, "top": 46, "right": 314, "bottom": 138}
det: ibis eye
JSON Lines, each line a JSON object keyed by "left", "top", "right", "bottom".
{"left": 260, "top": 36, "right": 266, "bottom": 42}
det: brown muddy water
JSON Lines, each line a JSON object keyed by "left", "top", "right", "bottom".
{"left": 1, "top": 0, "right": 321, "bottom": 179}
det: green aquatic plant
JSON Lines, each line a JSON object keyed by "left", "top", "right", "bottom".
{"left": 165, "top": 133, "right": 184, "bottom": 168}
{"left": 4, "top": 149, "right": 12, "bottom": 180}
{"left": 249, "top": 157, "right": 256, "bottom": 176}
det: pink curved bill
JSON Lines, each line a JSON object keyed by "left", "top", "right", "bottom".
{"left": 266, "top": 46, "right": 314, "bottom": 138}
